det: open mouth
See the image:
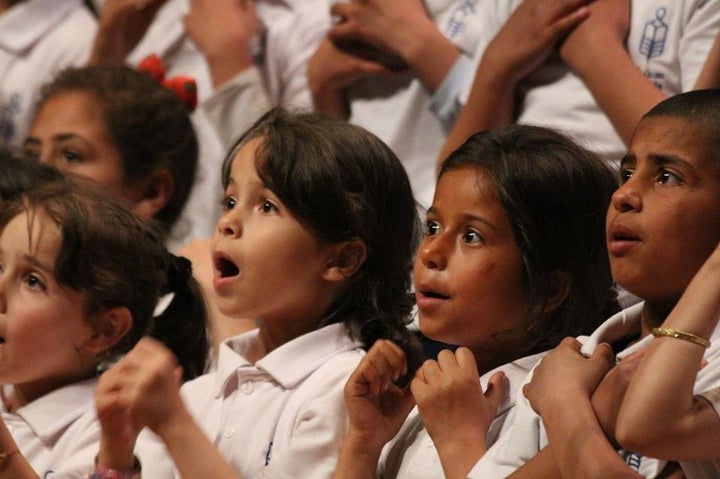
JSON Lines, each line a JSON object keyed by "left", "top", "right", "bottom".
{"left": 419, "top": 290, "right": 449, "bottom": 300}
{"left": 214, "top": 256, "right": 239, "bottom": 278}
{"left": 612, "top": 232, "right": 639, "bottom": 241}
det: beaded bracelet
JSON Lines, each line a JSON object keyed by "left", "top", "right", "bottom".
{"left": 86, "top": 456, "right": 141, "bottom": 479}
{"left": 651, "top": 327, "right": 711, "bottom": 348}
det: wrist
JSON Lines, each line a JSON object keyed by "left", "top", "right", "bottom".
{"left": 88, "top": 456, "right": 141, "bottom": 479}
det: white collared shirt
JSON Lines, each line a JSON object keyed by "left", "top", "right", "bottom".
{"left": 139, "top": 323, "right": 365, "bottom": 478}
{"left": 3, "top": 378, "right": 99, "bottom": 478}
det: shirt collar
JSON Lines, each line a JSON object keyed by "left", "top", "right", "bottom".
{"left": 0, "top": 0, "right": 84, "bottom": 53}
{"left": 8, "top": 378, "right": 97, "bottom": 441}
{"left": 214, "top": 323, "right": 361, "bottom": 396}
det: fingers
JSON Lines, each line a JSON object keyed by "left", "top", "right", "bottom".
{"left": 484, "top": 371, "right": 508, "bottom": 414}
{"left": 346, "top": 340, "right": 408, "bottom": 397}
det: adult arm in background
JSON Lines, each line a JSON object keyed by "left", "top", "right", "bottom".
{"left": 411, "top": 347, "right": 507, "bottom": 479}
{"left": 87, "top": 0, "right": 168, "bottom": 66}
{"left": 333, "top": 340, "right": 415, "bottom": 479}
{"left": 438, "top": 0, "right": 590, "bottom": 166}
{"left": 617, "top": 241, "right": 720, "bottom": 461}
{"left": 557, "top": 0, "right": 665, "bottom": 147}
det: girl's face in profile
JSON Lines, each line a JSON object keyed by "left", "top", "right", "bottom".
{"left": 211, "top": 139, "right": 343, "bottom": 350}
{"left": 414, "top": 165, "right": 530, "bottom": 356}
{"left": 24, "top": 91, "right": 145, "bottom": 209}
{"left": 0, "top": 208, "right": 96, "bottom": 406}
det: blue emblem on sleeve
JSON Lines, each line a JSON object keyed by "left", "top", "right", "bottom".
{"left": 639, "top": 8, "right": 668, "bottom": 61}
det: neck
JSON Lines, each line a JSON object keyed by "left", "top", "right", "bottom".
{"left": 639, "top": 300, "right": 676, "bottom": 338}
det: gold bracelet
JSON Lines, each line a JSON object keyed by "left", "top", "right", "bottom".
{"left": 651, "top": 327, "right": 711, "bottom": 348}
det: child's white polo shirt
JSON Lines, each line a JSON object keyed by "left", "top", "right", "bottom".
{"left": 2, "top": 378, "right": 99, "bottom": 478}
{"left": 139, "top": 322, "right": 365, "bottom": 478}
{"left": 378, "top": 352, "right": 545, "bottom": 479}
{"left": 469, "top": 302, "right": 720, "bottom": 478}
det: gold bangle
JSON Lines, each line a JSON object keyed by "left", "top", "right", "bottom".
{"left": 651, "top": 327, "right": 711, "bottom": 348}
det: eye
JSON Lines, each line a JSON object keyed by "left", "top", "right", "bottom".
{"left": 24, "top": 273, "right": 46, "bottom": 291}
{"left": 424, "top": 220, "right": 440, "bottom": 236}
{"left": 619, "top": 168, "right": 634, "bottom": 184}
{"left": 656, "top": 169, "right": 682, "bottom": 186}
{"left": 462, "top": 229, "right": 484, "bottom": 245}
{"left": 23, "top": 147, "right": 40, "bottom": 163}
{"left": 260, "top": 200, "right": 278, "bottom": 214}
{"left": 222, "top": 196, "right": 237, "bottom": 211}
{"left": 62, "top": 149, "right": 81, "bottom": 163}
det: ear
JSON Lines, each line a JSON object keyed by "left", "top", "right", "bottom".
{"left": 132, "top": 168, "right": 174, "bottom": 219}
{"left": 543, "top": 270, "right": 571, "bottom": 314}
{"left": 81, "top": 306, "right": 133, "bottom": 356}
{"left": 322, "top": 238, "right": 367, "bottom": 283}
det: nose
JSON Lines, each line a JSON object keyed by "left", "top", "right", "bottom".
{"left": 216, "top": 209, "right": 242, "bottom": 238}
{"left": 418, "top": 234, "right": 449, "bottom": 271}
{"left": 610, "top": 178, "right": 642, "bottom": 214}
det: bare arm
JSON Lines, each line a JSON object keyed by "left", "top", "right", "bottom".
{"left": 333, "top": 340, "right": 414, "bottom": 479}
{"left": 558, "top": 0, "right": 666, "bottom": 146}
{"left": 439, "top": 0, "right": 590, "bottom": 166}
{"left": 183, "top": 0, "right": 262, "bottom": 89}
{"left": 518, "top": 338, "right": 640, "bottom": 479}
{"left": 87, "top": 0, "right": 168, "bottom": 66}
{"left": 328, "top": 0, "right": 459, "bottom": 93}
{"left": 0, "top": 419, "right": 41, "bottom": 478}
{"left": 411, "top": 348, "right": 507, "bottom": 479}
{"left": 617, "top": 241, "right": 720, "bottom": 460}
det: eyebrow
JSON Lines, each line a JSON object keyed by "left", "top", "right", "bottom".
{"left": 24, "top": 254, "right": 54, "bottom": 274}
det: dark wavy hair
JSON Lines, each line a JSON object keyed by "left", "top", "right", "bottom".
{"left": 440, "top": 124, "right": 619, "bottom": 352}
{"left": 223, "top": 108, "right": 423, "bottom": 366}
{"left": 37, "top": 65, "right": 199, "bottom": 233}
{"left": 0, "top": 179, "right": 208, "bottom": 380}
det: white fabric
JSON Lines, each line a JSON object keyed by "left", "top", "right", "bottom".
{"left": 378, "top": 352, "right": 544, "bottom": 478}
{"left": 0, "top": 0, "right": 96, "bottom": 147}
{"left": 291, "top": 0, "right": 484, "bottom": 210}
{"left": 138, "top": 323, "right": 365, "bottom": 478}
{"left": 459, "top": 0, "right": 720, "bottom": 166}
{"left": 2, "top": 379, "right": 99, "bottom": 478}
{"left": 469, "top": 302, "right": 720, "bottom": 478}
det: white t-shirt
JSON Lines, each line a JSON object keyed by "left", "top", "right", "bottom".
{"left": 138, "top": 323, "right": 365, "bottom": 478}
{"left": 0, "top": 0, "right": 96, "bottom": 147}
{"left": 2, "top": 379, "right": 99, "bottom": 479}
{"left": 454, "top": 0, "right": 720, "bottom": 166}
{"left": 470, "top": 302, "right": 720, "bottom": 478}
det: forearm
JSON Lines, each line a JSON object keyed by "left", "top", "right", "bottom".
{"left": 0, "top": 420, "right": 40, "bottom": 478}
{"left": 569, "top": 40, "right": 665, "bottom": 145}
{"left": 543, "top": 398, "right": 637, "bottom": 479}
{"left": 396, "top": 19, "right": 461, "bottom": 93}
{"left": 332, "top": 433, "right": 382, "bottom": 479}
{"left": 438, "top": 53, "right": 516, "bottom": 168}
{"left": 695, "top": 33, "right": 720, "bottom": 89}
{"left": 617, "top": 247, "right": 720, "bottom": 457}
{"left": 435, "top": 437, "right": 487, "bottom": 479}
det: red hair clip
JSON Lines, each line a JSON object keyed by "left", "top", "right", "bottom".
{"left": 137, "top": 54, "right": 197, "bottom": 113}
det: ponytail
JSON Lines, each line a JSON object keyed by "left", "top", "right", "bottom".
{"left": 149, "top": 254, "right": 209, "bottom": 381}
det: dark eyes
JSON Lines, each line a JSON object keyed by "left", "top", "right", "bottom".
{"left": 424, "top": 220, "right": 440, "bottom": 236}
{"left": 222, "top": 196, "right": 237, "bottom": 211}
{"left": 619, "top": 168, "right": 682, "bottom": 186}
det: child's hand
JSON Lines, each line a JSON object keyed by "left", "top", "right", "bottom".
{"left": 89, "top": 0, "right": 168, "bottom": 66}
{"left": 411, "top": 347, "right": 506, "bottom": 477}
{"left": 96, "top": 337, "right": 186, "bottom": 439}
{"left": 328, "top": 0, "right": 428, "bottom": 66}
{"left": 482, "top": 0, "right": 590, "bottom": 85}
{"left": 343, "top": 340, "right": 415, "bottom": 454}
{"left": 184, "top": 0, "right": 262, "bottom": 87}
{"left": 308, "top": 37, "right": 396, "bottom": 118}
{"left": 523, "top": 338, "right": 615, "bottom": 416}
